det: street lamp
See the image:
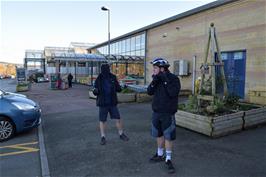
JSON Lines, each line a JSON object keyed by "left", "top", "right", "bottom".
{"left": 101, "top": 6, "right": 110, "bottom": 62}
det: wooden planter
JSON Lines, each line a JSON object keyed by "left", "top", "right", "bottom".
{"left": 244, "top": 107, "right": 266, "bottom": 129}
{"left": 16, "top": 85, "right": 29, "bottom": 92}
{"left": 211, "top": 111, "right": 244, "bottom": 137}
{"left": 117, "top": 93, "right": 136, "bottom": 103}
{"left": 136, "top": 93, "right": 153, "bottom": 103}
{"left": 89, "top": 91, "right": 136, "bottom": 103}
{"left": 175, "top": 110, "right": 244, "bottom": 138}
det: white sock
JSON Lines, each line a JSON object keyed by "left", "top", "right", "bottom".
{"left": 101, "top": 133, "right": 105, "bottom": 138}
{"left": 157, "top": 148, "right": 164, "bottom": 156}
{"left": 166, "top": 150, "right": 172, "bottom": 161}
{"left": 118, "top": 130, "right": 123, "bottom": 135}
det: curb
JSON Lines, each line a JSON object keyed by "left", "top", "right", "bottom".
{"left": 38, "top": 123, "right": 51, "bottom": 177}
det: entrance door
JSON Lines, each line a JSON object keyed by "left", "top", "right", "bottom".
{"left": 220, "top": 51, "right": 246, "bottom": 98}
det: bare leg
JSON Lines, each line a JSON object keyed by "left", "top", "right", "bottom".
{"left": 165, "top": 140, "right": 173, "bottom": 151}
{"left": 156, "top": 136, "right": 165, "bottom": 156}
{"left": 157, "top": 136, "right": 165, "bottom": 148}
{"left": 99, "top": 121, "right": 107, "bottom": 137}
{"left": 115, "top": 119, "right": 123, "bottom": 133}
{"left": 116, "top": 119, "right": 129, "bottom": 141}
{"left": 165, "top": 140, "right": 173, "bottom": 161}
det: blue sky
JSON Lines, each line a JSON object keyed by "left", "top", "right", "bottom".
{"left": 0, "top": 0, "right": 214, "bottom": 64}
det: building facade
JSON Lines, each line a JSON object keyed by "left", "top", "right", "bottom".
{"left": 88, "top": 0, "right": 266, "bottom": 105}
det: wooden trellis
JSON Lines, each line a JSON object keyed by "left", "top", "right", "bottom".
{"left": 198, "top": 23, "right": 228, "bottom": 102}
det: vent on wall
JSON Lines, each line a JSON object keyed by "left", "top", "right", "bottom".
{"left": 173, "top": 60, "right": 189, "bottom": 76}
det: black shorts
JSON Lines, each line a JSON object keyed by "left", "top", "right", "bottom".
{"left": 151, "top": 112, "right": 176, "bottom": 141}
{"left": 99, "top": 106, "right": 121, "bottom": 122}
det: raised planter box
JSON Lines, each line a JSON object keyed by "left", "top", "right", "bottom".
{"left": 136, "top": 93, "right": 152, "bottom": 103}
{"left": 89, "top": 91, "right": 136, "bottom": 103}
{"left": 175, "top": 110, "right": 244, "bottom": 138}
{"left": 117, "top": 93, "right": 136, "bottom": 103}
{"left": 244, "top": 107, "right": 266, "bottom": 129}
{"left": 179, "top": 89, "right": 192, "bottom": 96}
{"left": 16, "top": 85, "right": 29, "bottom": 92}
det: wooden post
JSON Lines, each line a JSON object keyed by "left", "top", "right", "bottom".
{"left": 210, "top": 25, "right": 216, "bottom": 96}
{"left": 214, "top": 30, "right": 228, "bottom": 96}
{"left": 199, "top": 29, "right": 211, "bottom": 94}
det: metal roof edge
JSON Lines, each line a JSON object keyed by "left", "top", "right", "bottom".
{"left": 88, "top": 0, "right": 239, "bottom": 50}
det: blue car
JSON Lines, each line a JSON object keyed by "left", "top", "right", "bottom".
{"left": 0, "top": 89, "right": 41, "bottom": 142}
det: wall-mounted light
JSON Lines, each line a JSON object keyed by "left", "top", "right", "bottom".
{"left": 162, "top": 33, "right": 167, "bottom": 38}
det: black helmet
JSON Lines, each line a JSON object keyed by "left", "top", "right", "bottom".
{"left": 150, "top": 57, "right": 170, "bottom": 68}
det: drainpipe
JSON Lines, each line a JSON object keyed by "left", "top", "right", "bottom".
{"left": 192, "top": 56, "right": 197, "bottom": 95}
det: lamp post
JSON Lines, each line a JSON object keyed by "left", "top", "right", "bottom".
{"left": 101, "top": 6, "right": 110, "bottom": 62}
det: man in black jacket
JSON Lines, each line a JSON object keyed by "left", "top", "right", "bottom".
{"left": 93, "top": 63, "right": 129, "bottom": 145}
{"left": 147, "top": 58, "right": 181, "bottom": 174}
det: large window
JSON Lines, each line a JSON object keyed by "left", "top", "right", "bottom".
{"left": 96, "top": 32, "right": 146, "bottom": 57}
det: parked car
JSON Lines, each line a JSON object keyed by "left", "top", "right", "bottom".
{"left": 37, "top": 77, "right": 49, "bottom": 83}
{"left": 29, "top": 72, "right": 49, "bottom": 83}
{"left": 0, "top": 89, "right": 41, "bottom": 142}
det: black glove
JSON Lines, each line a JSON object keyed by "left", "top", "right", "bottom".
{"left": 151, "top": 74, "right": 160, "bottom": 85}
{"left": 157, "top": 72, "right": 169, "bottom": 83}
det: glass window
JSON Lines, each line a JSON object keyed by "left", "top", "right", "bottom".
{"left": 103, "top": 46, "right": 107, "bottom": 55}
{"left": 105, "top": 46, "right": 108, "bottom": 55}
{"left": 131, "top": 36, "right": 136, "bottom": 51}
{"left": 119, "top": 41, "right": 122, "bottom": 54}
{"left": 221, "top": 53, "right": 227, "bottom": 60}
{"left": 117, "top": 41, "right": 120, "bottom": 54}
{"left": 140, "top": 49, "right": 145, "bottom": 56}
{"left": 141, "top": 33, "right": 145, "bottom": 49}
{"left": 136, "top": 35, "right": 141, "bottom": 50}
{"left": 100, "top": 47, "right": 103, "bottom": 54}
{"left": 126, "top": 38, "right": 131, "bottom": 52}
{"left": 111, "top": 43, "right": 115, "bottom": 54}
{"left": 234, "top": 52, "right": 244, "bottom": 60}
{"left": 130, "top": 50, "right": 136, "bottom": 56}
{"left": 122, "top": 40, "right": 126, "bottom": 53}
{"left": 136, "top": 50, "right": 141, "bottom": 56}
{"left": 116, "top": 42, "right": 119, "bottom": 54}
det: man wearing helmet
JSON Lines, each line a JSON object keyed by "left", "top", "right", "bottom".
{"left": 147, "top": 57, "right": 181, "bottom": 174}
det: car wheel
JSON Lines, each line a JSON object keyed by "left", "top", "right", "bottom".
{"left": 0, "top": 117, "right": 15, "bottom": 142}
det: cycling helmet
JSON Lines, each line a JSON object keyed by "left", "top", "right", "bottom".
{"left": 150, "top": 57, "right": 170, "bottom": 68}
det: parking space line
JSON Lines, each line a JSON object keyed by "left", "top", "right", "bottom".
{"left": 0, "top": 141, "right": 39, "bottom": 157}
{"left": 0, "top": 141, "right": 38, "bottom": 148}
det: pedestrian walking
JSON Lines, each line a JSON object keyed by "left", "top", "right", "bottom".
{"left": 67, "top": 73, "right": 73, "bottom": 88}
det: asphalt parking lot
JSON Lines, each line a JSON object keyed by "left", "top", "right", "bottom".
{"left": 0, "top": 125, "right": 41, "bottom": 177}
{"left": 27, "top": 83, "right": 266, "bottom": 177}
{"left": 1, "top": 81, "right": 266, "bottom": 177}
{"left": 0, "top": 79, "right": 41, "bottom": 177}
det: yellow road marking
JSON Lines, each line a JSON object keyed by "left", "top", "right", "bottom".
{"left": 0, "top": 141, "right": 38, "bottom": 148}
{"left": 0, "top": 141, "right": 39, "bottom": 157}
